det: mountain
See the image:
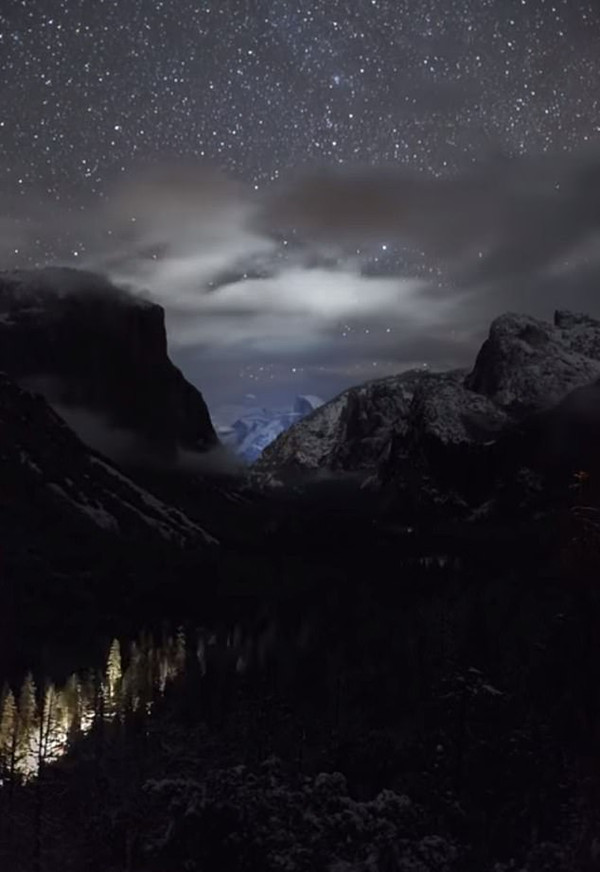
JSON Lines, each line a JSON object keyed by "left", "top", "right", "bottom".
{"left": 0, "top": 371, "right": 216, "bottom": 553}
{"left": 254, "top": 310, "right": 600, "bottom": 521}
{"left": 252, "top": 370, "right": 427, "bottom": 472}
{"left": 218, "top": 394, "right": 323, "bottom": 462}
{"left": 0, "top": 267, "right": 217, "bottom": 462}
{"left": 0, "top": 367, "right": 220, "bottom": 677}
{"left": 0, "top": 268, "right": 224, "bottom": 671}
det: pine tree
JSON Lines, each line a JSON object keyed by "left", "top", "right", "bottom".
{"left": 32, "top": 682, "right": 62, "bottom": 872}
{"left": 0, "top": 685, "right": 20, "bottom": 861}
{"left": 105, "top": 639, "right": 123, "bottom": 718}
{"left": 62, "top": 673, "right": 83, "bottom": 739}
{"left": 35, "top": 683, "right": 64, "bottom": 767}
{"left": 0, "top": 685, "right": 18, "bottom": 771}
{"left": 18, "top": 672, "right": 38, "bottom": 777}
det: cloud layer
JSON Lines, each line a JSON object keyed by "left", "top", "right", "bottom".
{"left": 265, "top": 150, "right": 600, "bottom": 283}
{"left": 4, "top": 149, "right": 600, "bottom": 406}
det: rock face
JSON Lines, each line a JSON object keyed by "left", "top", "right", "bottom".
{"left": 254, "top": 370, "right": 425, "bottom": 472}
{"left": 0, "top": 268, "right": 217, "bottom": 460}
{"left": 0, "top": 371, "right": 216, "bottom": 558}
{"left": 465, "top": 311, "right": 600, "bottom": 414}
{"left": 254, "top": 310, "right": 600, "bottom": 520}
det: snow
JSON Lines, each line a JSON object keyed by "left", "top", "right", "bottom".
{"left": 18, "top": 449, "right": 42, "bottom": 474}
{"left": 254, "top": 310, "right": 600, "bottom": 475}
{"left": 411, "top": 370, "right": 508, "bottom": 446}
{"left": 223, "top": 395, "right": 325, "bottom": 462}
{"left": 46, "top": 482, "right": 120, "bottom": 532}
{"left": 90, "top": 457, "right": 218, "bottom": 545}
{"left": 293, "top": 394, "right": 324, "bottom": 415}
{"left": 255, "top": 371, "right": 425, "bottom": 470}
{"left": 260, "top": 393, "right": 348, "bottom": 469}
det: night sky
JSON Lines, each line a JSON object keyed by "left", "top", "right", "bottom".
{"left": 2, "top": 0, "right": 600, "bottom": 416}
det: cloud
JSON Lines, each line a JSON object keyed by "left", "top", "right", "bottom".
{"left": 72, "top": 161, "right": 454, "bottom": 365}
{"left": 163, "top": 268, "right": 437, "bottom": 350}
{"left": 88, "top": 160, "right": 276, "bottom": 296}
{"left": 264, "top": 149, "right": 600, "bottom": 284}
{"left": 5, "top": 149, "right": 600, "bottom": 408}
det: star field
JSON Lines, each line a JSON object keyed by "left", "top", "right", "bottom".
{"left": 3, "top": 0, "right": 600, "bottom": 198}
{"left": 2, "top": 0, "right": 600, "bottom": 406}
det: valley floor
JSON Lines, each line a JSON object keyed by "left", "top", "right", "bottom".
{"left": 1, "top": 475, "right": 599, "bottom": 872}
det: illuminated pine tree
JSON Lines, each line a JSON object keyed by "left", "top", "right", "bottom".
{"left": 30, "top": 682, "right": 63, "bottom": 872}
{"left": 61, "top": 673, "right": 83, "bottom": 738}
{"left": 106, "top": 639, "right": 122, "bottom": 695}
{"left": 35, "top": 683, "right": 64, "bottom": 767}
{"left": 79, "top": 669, "right": 101, "bottom": 731}
{"left": 157, "top": 647, "right": 169, "bottom": 694}
{"left": 18, "top": 672, "right": 38, "bottom": 776}
{"left": 105, "top": 639, "right": 123, "bottom": 717}
{"left": 0, "top": 686, "right": 18, "bottom": 777}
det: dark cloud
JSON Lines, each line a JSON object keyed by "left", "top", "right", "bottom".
{"left": 265, "top": 149, "right": 600, "bottom": 285}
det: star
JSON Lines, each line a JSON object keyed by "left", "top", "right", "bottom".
{"left": 1, "top": 0, "right": 599, "bottom": 406}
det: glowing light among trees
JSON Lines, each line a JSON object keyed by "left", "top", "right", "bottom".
{"left": 0, "top": 630, "right": 189, "bottom": 781}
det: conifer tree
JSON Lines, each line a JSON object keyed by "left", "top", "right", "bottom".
{"left": 18, "top": 672, "right": 38, "bottom": 777}
{"left": 105, "top": 639, "right": 123, "bottom": 718}
{"left": 0, "top": 684, "right": 18, "bottom": 774}
{"left": 0, "top": 684, "right": 20, "bottom": 833}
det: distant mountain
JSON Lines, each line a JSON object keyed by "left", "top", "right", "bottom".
{"left": 254, "top": 310, "right": 600, "bottom": 523}
{"left": 0, "top": 267, "right": 217, "bottom": 462}
{"left": 218, "top": 395, "right": 323, "bottom": 462}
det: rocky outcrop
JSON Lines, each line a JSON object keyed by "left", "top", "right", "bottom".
{"left": 254, "top": 370, "right": 425, "bottom": 472}
{"left": 465, "top": 311, "right": 600, "bottom": 414}
{"left": 253, "top": 310, "right": 600, "bottom": 522}
{"left": 0, "top": 268, "right": 217, "bottom": 460}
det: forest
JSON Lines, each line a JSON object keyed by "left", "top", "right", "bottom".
{"left": 1, "top": 470, "right": 599, "bottom": 872}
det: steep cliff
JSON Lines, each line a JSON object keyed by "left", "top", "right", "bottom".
{"left": 0, "top": 267, "right": 217, "bottom": 460}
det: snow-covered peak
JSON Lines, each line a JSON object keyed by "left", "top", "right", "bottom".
{"left": 219, "top": 395, "right": 324, "bottom": 462}
{"left": 293, "top": 395, "right": 324, "bottom": 416}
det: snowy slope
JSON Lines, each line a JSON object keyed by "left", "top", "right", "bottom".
{"left": 0, "top": 372, "right": 217, "bottom": 549}
{"left": 219, "top": 395, "right": 324, "bottom": 462}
